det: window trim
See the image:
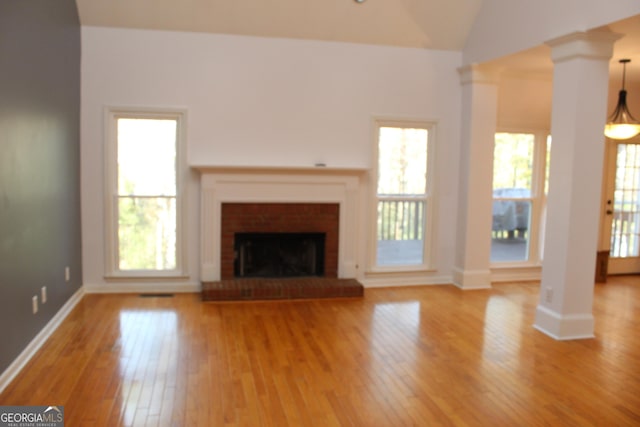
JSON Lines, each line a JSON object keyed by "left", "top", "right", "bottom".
{"left": 369, "top": 118, "right": 437, "bottom": 273}
{"left": 104, "top": 107, "right": 188, "bottom": 279}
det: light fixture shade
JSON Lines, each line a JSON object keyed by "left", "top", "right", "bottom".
{"left": 606, "top": 59, "right": 640, "bottom": 140}
{"left": 605, "top": 124, "right": 640, "bottom": 140}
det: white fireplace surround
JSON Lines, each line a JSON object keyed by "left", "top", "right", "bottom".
{"left": 194, "top": 166, "right": 367, "bottom": 282}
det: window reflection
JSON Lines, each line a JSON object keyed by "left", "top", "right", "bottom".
{"left": 118, "top": 310, "right": 178, "bottom": 425}
{"left": 371, "top": 302, "right": 420, "bottom": 360}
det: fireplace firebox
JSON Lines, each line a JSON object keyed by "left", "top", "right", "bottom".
{"left": 234, "top": 232, "right": 325, "bottom": 278}
{"left": 220, "top": 202, "right": 339, "bottom": 279}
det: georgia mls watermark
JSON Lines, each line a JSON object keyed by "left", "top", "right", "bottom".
{"left": 0, "top": 406, "right": 64, "bottom": 427}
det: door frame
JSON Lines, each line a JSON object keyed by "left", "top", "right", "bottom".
{"left": 599, "top": 138, "right": 640, "bottom": 275}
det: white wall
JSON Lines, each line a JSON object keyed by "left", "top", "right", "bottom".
{"left": 498, "top": 73, "right": 553, "bottom": 131}
{"left": 81, "top": 27, "right": 464, "bottom": 290}
{"left": 464, "top": 0, "right": 640, "bottom": 65}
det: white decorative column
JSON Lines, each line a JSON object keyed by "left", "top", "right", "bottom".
{"left": 453, "top": 64, "right": 500, "bottom": 289}
{"left": 534, "top": 31, "right": 620, "bottom": 340}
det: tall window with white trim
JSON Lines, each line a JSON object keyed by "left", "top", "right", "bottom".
{"left": 491, "top": 131, "right": 549, "bottom": 264}
{"left": 106, "top": 110, "right": 185, "bottom": 277}
{"left": 373, "top": 120, "right": 434, "bottom": 269}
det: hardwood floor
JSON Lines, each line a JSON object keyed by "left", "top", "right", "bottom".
{"left": 1, "top": 277, "right": 640, "bottom": 426}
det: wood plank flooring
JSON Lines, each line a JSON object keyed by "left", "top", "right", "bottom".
{"left": 1, "top": 277, "right": 640, "bottom": 426}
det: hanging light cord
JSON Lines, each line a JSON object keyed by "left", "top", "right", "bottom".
{"left": 620, "top": 58, "right": 629, "bottom": 91}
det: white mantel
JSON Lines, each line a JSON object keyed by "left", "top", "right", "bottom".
{"left": 193, "top": 165, "right": 368, "bottom": 282}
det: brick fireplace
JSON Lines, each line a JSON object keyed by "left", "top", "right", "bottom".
{"left": 220, "top": 202, "right": 339, "bottom": 279}
{"left": 195, "top": 166, "right": 366, "bottom": 282}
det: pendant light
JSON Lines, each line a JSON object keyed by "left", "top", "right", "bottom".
{"left": 605, "top": 59, "right": 640, "bottom": 140}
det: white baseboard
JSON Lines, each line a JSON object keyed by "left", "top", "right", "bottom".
{"left": 452, "top": 267, "right": 492, "bottom": 290}
{"left": 84, "top": 280, "right": 201, "bottom": 294}
{"left": 0, "top": 286, "right": 85, "bottom": 394}
{"left": 491, "top": 266, "right": 542, "bottom": 283}
{"left": 533, "top": 304, "right": 595, "bottom": 340}
{"left": 361, "top": 274, "right": 453, "bottom": 288}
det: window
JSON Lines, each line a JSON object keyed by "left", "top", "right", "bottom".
{"left": 373, "top": 120, "right": 434, "bottom": 270}
{"left": 491, "top": 132, "right": 549, "bottom": 264}
{"left": 105, "top": 109, "right": 186, "bottom": 277}
{"left": 610, "top": 143, "right": 640, "bottom": 258}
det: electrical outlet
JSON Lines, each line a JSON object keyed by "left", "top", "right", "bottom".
{"left": 41, "top": 286, "right": 47, "bottom": 304}
{"left": 65, "top": 267, "right": 70, "bottom": 282}
{"left": 32, "top": 296, "right": 38, "bottom": 314}
{"left": 545, "top": 287, "right": 553, "bottom": 304}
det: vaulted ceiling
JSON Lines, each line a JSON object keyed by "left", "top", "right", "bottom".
{"left": 75, "top": 0, "right": 483, "bottom": 50}
{"left": 487, "top": 14, "right": 640, "bottom": 82}
{"left": 75, "top": 0, "right": 640, "bottom": 83}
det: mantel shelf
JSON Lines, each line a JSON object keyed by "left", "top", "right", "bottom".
{"left": 191, "top": 165, "right": 368, "bottom": 176}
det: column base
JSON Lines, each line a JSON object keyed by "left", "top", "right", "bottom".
{"left": 452, "top": 267, "right": 492, "bottom": 290}
{"left": 533, "top": 305, "right": 595, "bottom": 340}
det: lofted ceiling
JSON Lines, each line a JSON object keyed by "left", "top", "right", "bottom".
{"left": 480, "top": 14, "right": 640, "bottom": 85}
{"left": 75, "top": 0, "right": 483, "bottom": 50}
{"left": 76, "top": 0, "right": 640, "bottom": 83}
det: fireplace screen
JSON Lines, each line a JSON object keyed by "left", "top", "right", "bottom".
{"left": 234, "top": 232, "right": 325, "bottom": 278}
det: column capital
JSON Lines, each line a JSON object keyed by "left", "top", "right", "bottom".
{"left": 546, "top": 30, "right": 622, "bottom": 64}
{"left": 458, "top": 63, "right": 501, "bottom": 85}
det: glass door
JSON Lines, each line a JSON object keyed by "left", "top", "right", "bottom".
{"left": 603, "top": 142, "right": 640, "bottom": 274}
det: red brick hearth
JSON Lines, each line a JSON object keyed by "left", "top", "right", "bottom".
{"left": 201, "top": 277, "right": 364, "bottom": 301}
{"left": 220, "top": 202, "right": 340, "bottom": 280}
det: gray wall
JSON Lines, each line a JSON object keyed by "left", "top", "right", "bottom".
{"left": 0, "top": 0, "right": 82, "bottom": 374}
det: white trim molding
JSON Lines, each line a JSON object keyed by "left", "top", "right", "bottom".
{"left": 84, "top": 280, "right": 200, "bottom": 294}
{"left": 491, "top": 266, "right": 542, "bottom": 283}
{"left": 533, "top": 305, "right": 595, "bottom": 340}
{"left": 0, "top": 287, "right": 85, "bottom": 394}
{"left": 369, "top": 118, "right": 438, "bottom": 274}
{"left": 452, "top": 267, "right": 492, "bottom": 290}
{"left": 362, "top": 273, "right": 452, "bottom": 288}
{"left": 193, "top": 166, "right": 367, "bottom": 282}
{"left": 103, "top": 107, "right": 189, "bottom": 279}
